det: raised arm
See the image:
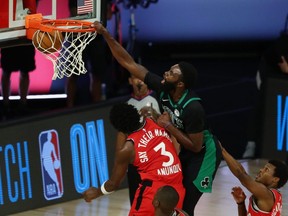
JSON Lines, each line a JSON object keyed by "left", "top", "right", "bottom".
{"left": 220, "top": 144, "right": 275, "bottom": 212}
{"left": 92, "top": 21, "right": 148, "bottom": 81}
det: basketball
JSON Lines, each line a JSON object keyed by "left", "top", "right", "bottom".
{"left": 32, "top": 30, "right": 63, "bottom": 54}
{"left": 53, "top": 160, "right": 60, "bottom": 169}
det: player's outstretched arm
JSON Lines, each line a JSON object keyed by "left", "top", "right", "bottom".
{"left": 220, "top": 143, "right": 274, "bottom": 212}
{"left": 83, "top": 141, "right": 134, "bottom": 202}
{"left": 92, "top": 21, "right": 148, "bottom": 81}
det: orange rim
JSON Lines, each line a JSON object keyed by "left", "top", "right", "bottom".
{"left": 39, "top": 19, "right": 96, "bottom": 33}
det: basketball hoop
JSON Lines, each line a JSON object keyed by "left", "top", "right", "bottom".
{"left": 25, "top": 14, "right": 97, "bottom": 80}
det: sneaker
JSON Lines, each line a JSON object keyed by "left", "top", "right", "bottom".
{"left": 242, "top": 141, "right": 256, "bottom": 159}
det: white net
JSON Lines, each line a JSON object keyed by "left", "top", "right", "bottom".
{"left": 32, "top": 29, "right": 97, "bottom": 80}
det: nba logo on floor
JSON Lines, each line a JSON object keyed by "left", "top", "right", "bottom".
{"left": 39, "top": 129, "right": 63, "bottom": 200}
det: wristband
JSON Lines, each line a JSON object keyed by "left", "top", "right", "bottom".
{"left": 100, "top": 181, "right": 114, "bottom": 195}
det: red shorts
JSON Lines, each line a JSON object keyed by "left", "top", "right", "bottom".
{"left": 129, "top": 180, "right": 185, "bottom": 216}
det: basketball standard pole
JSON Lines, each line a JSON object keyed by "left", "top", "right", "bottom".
{"left": 116, "top": 0, "right": 159, "bottom": 63}
{"left": 126, "top": 6, "right": 139, "bottom": 62}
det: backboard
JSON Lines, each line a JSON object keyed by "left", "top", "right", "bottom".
{"left": 0, "top": 0, "right": 107, "bottom": 48}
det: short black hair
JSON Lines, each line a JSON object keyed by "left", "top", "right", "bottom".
{"left": 109, "top": 103, "right": 141, "bottom": 134}
{"left": 269, "top": 159, "right": 288, "bottom": 188}
{"left": 178, "top": 61, "right": 198, "bottom": 89}
{"left": 155, "top": 185, "right": 179, "bottom": 214}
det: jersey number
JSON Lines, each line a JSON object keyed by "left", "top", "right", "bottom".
{"left": 153, "top": 142, "right": 174, "bottom": 167}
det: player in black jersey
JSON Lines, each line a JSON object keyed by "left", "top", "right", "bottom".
{"left": 92, "top": 21, "right": 222, "bottom": 216}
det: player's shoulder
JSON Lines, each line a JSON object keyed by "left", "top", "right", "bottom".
{"left": 182, "top": 97, "right": 204, "bottom": 114}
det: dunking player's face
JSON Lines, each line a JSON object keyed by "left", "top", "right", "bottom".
{"left": 162, "top": 64, "right": 182, "bottom": 92}
{"left": 255, "top": 163, "right": 277, "bottom": 186}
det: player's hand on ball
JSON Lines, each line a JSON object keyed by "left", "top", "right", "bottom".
{"left": 83, "top": 187, "right": 101, "bottom": 202}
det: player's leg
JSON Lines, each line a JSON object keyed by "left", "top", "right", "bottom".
{"left": 19, "top": 72, "right": 29, "bottom": 105}
{"left": 0, "top": 47, "right": 16, "bottom": 119}
{"left": 16, "top": 71, "right": 30, "bottom": 115}
{"left": 1, "top": 70, "right": 12, "bottom": 116}
{"left": 182, "top": 135, "right": 222, "bottom": 216}
{"left": 182, "top": 179, "right": 203, "bottom": 216}
{"left": 18, "top": 45, "right": 35, "bottom": 114}
{"left": 180, "top": 151, "right": 204, "bottom": 216}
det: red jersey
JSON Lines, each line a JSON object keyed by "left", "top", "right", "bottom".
{"left": 247, "top": 189, "right": 282, "bottom": 216}
{"left": 128, "top": 118, "right": 185, "bottom": 216}
{"left": 128, "top": 118, "right": 183, "bottom": 185}
{"left": 172, "top": 208, "right": 189, "bottom": 216}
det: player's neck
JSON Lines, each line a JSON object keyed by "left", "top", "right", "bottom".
{"left": 170, "top": 89, "right": 186, "bottom": 102}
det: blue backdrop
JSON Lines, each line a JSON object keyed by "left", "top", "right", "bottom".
{"left": 108, "top": 0, "right": 288, "bottom": 42}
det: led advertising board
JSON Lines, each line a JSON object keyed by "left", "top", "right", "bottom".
{"left": 261, "top": 77, "right": 288, "bottom": 161}
{"left": 0, "top": 101, "right": 120, "bottom": 215}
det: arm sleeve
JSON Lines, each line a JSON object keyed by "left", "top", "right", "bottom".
{"left": 144, "top": 72, "right": 163, "bottom": 93}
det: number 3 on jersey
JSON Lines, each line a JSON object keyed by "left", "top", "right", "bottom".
{"left": 154, "top": 142, "right": 174, "bottom": 167}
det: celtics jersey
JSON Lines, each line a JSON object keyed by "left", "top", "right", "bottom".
{"left": 159, "top": 89, "right": 204, "bottom": 133}
{"left": 144, "top": 72, "right": 222, "bottom": 194}
{"left": 159, "top": 90, "right": 219, "bottom": 193}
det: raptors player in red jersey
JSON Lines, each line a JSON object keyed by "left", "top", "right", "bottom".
{"left": 220, "top": 143, "right": 288, "bottom": 216}
{"left": 83, "top": 103, "right": 185, "bottom": 216}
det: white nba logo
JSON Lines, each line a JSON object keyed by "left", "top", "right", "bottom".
{"left": 39, "top": 129, "right": 63, "bottom": 200}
